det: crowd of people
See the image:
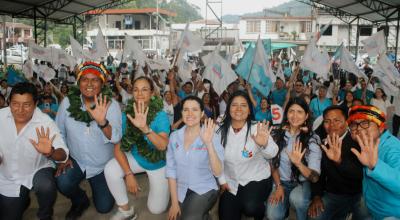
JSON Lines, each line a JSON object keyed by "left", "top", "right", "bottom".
{"left": 0, "top": 54, "right": 399, "bottom": 220}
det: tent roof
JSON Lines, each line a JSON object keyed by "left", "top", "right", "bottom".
{"left": 307, "top": 0, "right": 400, "bottom": 23}
{"left": 0, "top": 0, "right": 132, "bottom": 24}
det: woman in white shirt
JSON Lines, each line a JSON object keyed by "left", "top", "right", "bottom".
{"left": 217, "top": 90, "right": 279, "bottom": 220}
{"left": 371, "top": 88, "right": 392, "bottom": 116}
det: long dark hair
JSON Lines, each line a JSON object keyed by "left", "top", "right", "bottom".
{"left": 271, "top": 97, "right": 318, "bottom": 182}
{"left": 217, "top": 90, "right": 254, "bottom": 148}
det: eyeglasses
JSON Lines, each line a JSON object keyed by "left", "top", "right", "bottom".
{"left": 349, "top": 120, "right": 370, "bottom": 131}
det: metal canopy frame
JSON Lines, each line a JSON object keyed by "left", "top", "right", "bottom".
{"left": 0, "top": 0, "right": 133, "bottom": 46}
{"left": 296, "top": 0, "right": 400, "bottom": 61}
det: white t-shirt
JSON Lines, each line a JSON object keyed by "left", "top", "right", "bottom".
{"left": 371, "top": 98, "right": 392, "bottom": 116}
{"left": 120, "top": 89, "right": 132, "bottom": 105}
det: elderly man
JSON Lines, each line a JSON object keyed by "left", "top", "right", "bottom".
{"left": 0, "top": 82, "right": 68, "bottom": 220}
{"left": 308, "top": 106, "right": 370, "bottom": 220}
{"left": 55, "top": 62, "right": 122, "bottom": 219}
{"left": 348, "top": 105, "right": 400, "bottom": 219}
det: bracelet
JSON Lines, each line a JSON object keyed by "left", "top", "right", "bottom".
{"left": 143, "top": 128, "right": 153, "bottom": 135}
{"left": 98, "top": 119, "right": 109, "bottom": 129}
{"left": 124, "top": 171, "right": 134, "bottom": 179}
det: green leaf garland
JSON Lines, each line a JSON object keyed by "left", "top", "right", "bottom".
{"left": 120, "top": 96, "right": 165, "bottom": 163}
{"left": 66, "top": 85, "right": 113, "bottom": 126}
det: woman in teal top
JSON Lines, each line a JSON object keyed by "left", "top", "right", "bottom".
{"left": 104, "top": 76, "right": 171, "bottom": 219}
{"left": 255, "top": 97, "right": 272, "bottom": 122}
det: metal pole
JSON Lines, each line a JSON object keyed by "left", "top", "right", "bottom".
{"left": 73, "top": 16, "right": 77, "bottom": 39}
{"left": 395, "top": 9, "right": 399, "bottom": 62}
{"left": 348, "top": 23, "right": 351, "bottom": 49}
{"left": 355, "top": 17, "right": 360, "bottom": 60}
{"left": 2, "top": 15, "right": 7, "bottom": 67}
{"left": 34, "top": 8, "right": 38, "bottom": 43}
{"left": 44, "top": 18, "right": 47, "bottom": 47}
{"left": 385, "top": 19, "right": 389, "bottom": 50}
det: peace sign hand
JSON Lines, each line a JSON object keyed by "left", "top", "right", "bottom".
{"left": 127, "top": 101, "right": 149, "bottom": 132}
{"left": 351, "top": 132, "right": 379, "bottom": 170}
{"left": 251, "top": 121, "right": 272, "bottom": 147}
{"left": 86, "top": 94, "right": 111, "bottom": 125}
{"left": 200, "top": 118, "right": 216, "bottom": 147}
{"left": 29, "top": 126, "right": 56, "bottom": 155}
{"left": 287, "top": 140, "right": 306, "bottom": 167}
{"left": 320, "top": 133, "right": 342, "bottom": 164}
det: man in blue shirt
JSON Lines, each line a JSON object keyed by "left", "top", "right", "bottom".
{"left": 348, "top": 105, "right": 400, "bottom": 219}
{"left": 55, "top": 62, "right": 122, "bottom": 219}
{"left": 271, "top": 78, "right": 287, "bottom": 107}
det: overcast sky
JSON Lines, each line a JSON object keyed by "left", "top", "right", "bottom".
{"left": 186, "top": 0, "right": 292, "bottom": 17}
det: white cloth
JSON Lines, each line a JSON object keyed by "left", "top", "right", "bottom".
{"left": 217, "top": 124, "right": 279, "bottom": 195}
{"left": 104, "top": 153, "right": 169, "bottom": 214}
{"left": 0, "top": 107, "right": 69, "bottom": 197}
{"left": 163, "top": 100, "right": 174, "bottom": 125}
{"left": 120, "top": 89, "right": 132, "bottom": 106}
{"left": 1, "top": 87, "right": 12, "bottom": 100}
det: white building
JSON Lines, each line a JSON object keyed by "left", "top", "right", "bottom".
{"left": 85, "top": 8, "right": 176, "bottom": 56}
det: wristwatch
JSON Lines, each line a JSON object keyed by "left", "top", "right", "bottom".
{"left": 98, "top": 119, "right": 109, "bottom": 129}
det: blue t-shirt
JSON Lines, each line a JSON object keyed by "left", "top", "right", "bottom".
{"left": 255, "top": 109, "right": 272, "bottom": 122}
{"left": 310, "top": 97, "right": 332, "bottom": 118}
{"left": 38, "top": 103, "right": 59, "bottom": 119}
{"left": 122, "top": 111, "right": 171, "bottom": 170}
{"left": 271, "top": 88, "right": 287, "bottom": 107}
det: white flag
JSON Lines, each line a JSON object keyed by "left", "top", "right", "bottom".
{"left": 203, "top": 51, "right": 237, "bottom": 95}
{"left": 122, "top": 35, "right": 147, "bottom": 66}
{"left": 147, "top": 58, "right": 170, "bottom": 71}
{"left": 254, "top": 36, "right": 276, "bottom": 83}
{"left": 22, "top": 60, "right": 33, "bottom": 79}
{"left": 289, "top": 48, "right": 296, "bottom": 63}
{"left": 202, "top": 43, "right": 221, "bottom": 66}
{"left": 52, "top": 48, "right": 76, "bottom": 67}
{"left": 28, "top": 41, "right": 52, "bottom": 62}
{"left": 177, "top": 53, "right": 193, "bottom": 81}
{"left": 87, "top": 27, "right": 108, "bottom": 61}
{"left": 40, "top": 65, "right": 56, "bottom": 82}
{"left": 70, "top": 36, "right": 88, "bottom": 61}
{"left": 177, "top": 23, "right": 204, "bottom": 52}
{"left": 374, "top": 55, "right": 400, "bottom": 84}
{"left": 337, "top": 44, "right": 368, "bottom": 80}
{"left": 361, "top": 30, "right": 386, "bottom": 57}
{"left": 300, "top": 38, "right": 330, "bottom": 80}
{"left": 276, "top": 62, "right": 285, "bottom": 83}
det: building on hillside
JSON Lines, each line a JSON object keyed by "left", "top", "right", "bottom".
{"left": 0, "top": 22, "right": 32, "bottom": 49}
{"left": 85, "top": 8, "right": 176, "bottom": 57}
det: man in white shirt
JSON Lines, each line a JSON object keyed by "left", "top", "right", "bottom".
{"left": 0, "top": 82, "right": 68, "bottom": 220}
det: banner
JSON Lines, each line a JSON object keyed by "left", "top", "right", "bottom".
{"left": 271, "top": 104, "right": 283, "bottom": 125}
{"left": 177, "top": 23, "right": 204, "bottom": 52}
{"left": 361, "top": 30, "right": 386, "bottom": 57}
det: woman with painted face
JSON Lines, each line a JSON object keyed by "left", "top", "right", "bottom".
{"left": 267, "top": 97, "right": 322, "bottom": 220}
{"left": 166, "top": 96, "right": 224, "bottom": 220}
{"left": 217, "top": 90, "right": 279, "bottom": 220}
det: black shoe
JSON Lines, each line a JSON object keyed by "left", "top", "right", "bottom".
{"left": 65, "top": 197, "right": 90, "bottom": 220}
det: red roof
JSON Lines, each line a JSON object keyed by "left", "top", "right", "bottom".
{"left": 86, "top": 8, "right": 176, "bottom": 17}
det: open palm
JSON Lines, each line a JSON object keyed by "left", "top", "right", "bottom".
{"left": 287, "top": 140, "right": 306, "bottom": 166}
{"left": 127, "top": 101, "right": 149, "bottom": 131}
{"left": 86, "top": 94, "right": 110, "bottom": 124}
{"left": 200, "top": 118, "right": 215, "bottom": 146}
{"left": 320, "top": 133, "right": 342, "bottom": 163}
{"left": 351, "top": 132, "right": 379, "bottom": 170}
{"left": 252, "top": 121, "right": 272, "bottom": 147}
{"left": 29, "top": 126, "right": 56, "bottom": 155}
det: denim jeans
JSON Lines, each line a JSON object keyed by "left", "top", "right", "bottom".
{"left": 267, "top": 181, "right": 311, "bottom": 220}
{"left": 0, "top": 167, "right": 57, "bottom": 220}
{"left": 56, "top": 158, "right": 114, "bottom": 213}
{"left": 308, "top": 192, "right": 371, "bottom": 220}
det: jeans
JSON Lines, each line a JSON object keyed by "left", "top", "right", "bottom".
{"left": 179, "top": 189, "right": 218, "bottom": 220}
{"left": 56, "top": 158, "right": 114, "bottom": 213}
{"left": 0, "top": 167, "right": 57, "bottom": 220}
{"left": 308, "top": 192, "right": 371, "bottom": 220}
{"left": 219, "top": 177, "right": 273, "bottom": 220}
{"left": 267, "top": 181, "right": 311, "bottom": 220}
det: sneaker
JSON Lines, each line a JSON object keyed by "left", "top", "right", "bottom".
{"left": 65, "top": 196, "right": 90, "bottom": 220}
{"left": 110, "top": 206, "right": 137, "bottom": 220}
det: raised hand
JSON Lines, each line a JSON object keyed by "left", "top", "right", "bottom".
{"left": 287, "top": 140, "right": 306, "bottom": 166}
{"left": 351, "top": 132, "right": 379, "bottom": 170}
{"left": 127, "top": 101, "right": 149, "bottom": 132}
{"left": 320, "top": 133, "right": 342, "bottom": 163}
{"left": 252, "top": 121, "right": 272, "bottom": 147}
{"left": 86, "top": 94, "right": 111, "bottom": 125}
{"left": 200, "top": 118, "right": 216, "bottom": 147}
{"left": 29, "top": 126, "right": 56, "bottom": 155}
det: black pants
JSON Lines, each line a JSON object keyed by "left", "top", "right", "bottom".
{"left": 0, "top": 167, "right": 57, "bottom": 220}
{"left": 219, "top": 177, "right": 272, "bottom": 220}
{"left": 393, "top": 114, "right": 400, "bottom": 137}
{"left": 179, "top": 189, "right": 218, "bottom": 220}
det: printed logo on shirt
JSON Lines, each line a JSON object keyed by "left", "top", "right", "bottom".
{"left": 241, "top": 146, "right": 253, "bottom": 158}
